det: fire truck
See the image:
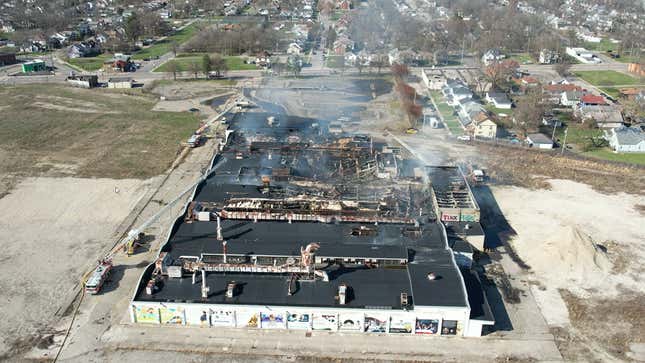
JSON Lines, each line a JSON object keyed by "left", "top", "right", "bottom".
{"left": 84, "top": 259, "right": 113, "bottom": 294}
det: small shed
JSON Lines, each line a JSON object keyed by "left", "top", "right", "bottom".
{"left": 108, "top": 77, "right": 134, "bottom": 89}
{"left": 526, "top": 133, "right": 554, "bottom": 149}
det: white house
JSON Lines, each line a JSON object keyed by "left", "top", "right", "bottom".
{"left": 481, "top": 49, "right": 505, "bottom": 66}
{"left": 287, "top": 43, "right": 302, "bottom": 55}
{"left": 561, "top": 91, "right": 583, "bottom": 107}
{"left": 606, "top": 127, "right": 645, "bottom": 153}
{"left": 485, "top": 92, "right": 512, "bottom": 109}
{"left": 421, "top": 69, "right": 446, "bottom": 90}
{"left": 566, "top": 47, "right": 601, "bottom": 64}
{"left": 526, "top": 133, "right": 553, "bottom": 149}
{"left": 539, "top": 49, "right": 559, "bottom": 64}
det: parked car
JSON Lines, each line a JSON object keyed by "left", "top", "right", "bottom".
{"left": 457, "top": 135, "right": 471, "bottom": 141}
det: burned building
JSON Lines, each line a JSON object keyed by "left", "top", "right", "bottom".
{"left": 130, "top": 109, "right": 493, "bottom": 336}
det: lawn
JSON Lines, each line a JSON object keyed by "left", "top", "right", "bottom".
{"left": 132, "top": 22, "right": 202, "bottom": 60}
{"left": 508, "top": 53, "right": 534, "bottom": 64}
{"left": 429, "top": 90, "right": 463, "bottom": 135}
{"left": 584, "top": 148, "right": 645, "bottom": 166}
{"left": 554, "top": 123, "right": 603, "bottom": 144}
{"left": 485, "top": 104, "right": 513, "bottom": 117}
{"left": 67, "top": 54, "right": 112, "bottom": 71}
{"left": 153, "top": 55, "right": 257, "bottom": 72}
{"left": 574, "top": 70, "right": 638, "bottom": 87}
{"left": 325, "top": 55, "right": 345, "bottom": 68}
{"left": 0, "top": 84, "right": 200, "bottom": 178}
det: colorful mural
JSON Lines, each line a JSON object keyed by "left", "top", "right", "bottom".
{"left": 260, "top": 312, "right": 285, "bottom": 329}
{"left": 133, "top": 305, "right": 160, "bottom": 324}
{"left": 389, "top": 315, "right": 413, "bottom": 334}
{"left": 415, "top": 318, "right": 440, "bottom": 334}
{"left": 159, "top": 306, "right": 185, "bottom": 325}
{"left": 364, "top": 314, "right": 388, "bottom": 333}
{"left": 286, "top": 312, "right": 311, "bottom": 330}
{"left": 209, "top": 309, "right": 236, "bottom": 327}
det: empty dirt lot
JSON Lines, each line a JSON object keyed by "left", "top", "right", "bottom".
{"left": 0, "top": 83, "right": 211, "bottom": 359}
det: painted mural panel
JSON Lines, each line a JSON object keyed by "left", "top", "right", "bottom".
{"left": 338, "top": 313, "right": 363, "bottom": 332}
{"left": 364, "top": 313, "right": 388, "bottom": 333}
{"left": 209, "top": 309, "right": 236, "bottom": 327}
{"left": 237, "top": 310, "right": 260, "bottom": 328}
{"left": 415, "top": 318, "right": 440, "bottom": 335}
{"left": 389, "top": 314, "right": 413, "bottom": 334}
{"left": 260, "top": 312, "right": 285, "bottom": 329}
{"left": 133, "top": 305, "right": 160, "bottom": 324}
{"left": 159, "top": 306, "right": 185, "bottom": 325}
{"left": 286, "top": 312, "right": 311, "bottom": 330}
{"left": 312, "top": 313, "right": 338, "bottom": 331}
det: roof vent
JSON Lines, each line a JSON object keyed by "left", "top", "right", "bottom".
{"left": 427, "top": 272, "right": 437, "bottom": 281}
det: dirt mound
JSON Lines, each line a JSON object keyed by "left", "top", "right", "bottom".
{"left": 521, "top": 226, "right": 612, "bottom": 288}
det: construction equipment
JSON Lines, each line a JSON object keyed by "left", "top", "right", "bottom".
{"left": 123, "top": 232, "right": 145, "bottom": 255}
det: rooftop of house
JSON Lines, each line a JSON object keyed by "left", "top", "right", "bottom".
{"left": 581, "top": 94, "right": 606, "bottom": 104}
{"left": 611, "top": 126, "right": 645, "bottom": 145}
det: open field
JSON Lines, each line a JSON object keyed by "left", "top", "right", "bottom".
{"left": 153, "top": 54, "right": 256, "bottom": 72}
{"left": 0, "top": 84, "right": 200, "bottom": 179}
{"left": 507, "top": 53, "right": 534, "bottom": 64}
{"left": 67, "top": 54, "right": 112, "bottom": 71}
{"left": 0, "top": 176, "right": 149, "bottom": 359}
{"left": 574, "top": 70, "right": 639, "bottom": 86}
{"left": 584, "top": 147, "right": 645, "bottom": 165}
{"left": 492, "top": 179, "right": 645, "bottom": 361}
{"left": 132, "top": 22, "right": 202, "bottom": 60}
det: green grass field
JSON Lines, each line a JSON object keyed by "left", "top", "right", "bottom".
{"left": 508, "top": 53, "right": 535, "bottom": 64}
{"left": 132, "top": 22, "right": 201, "bottom": 60}
{"left": 67, "top": 54, "right": 112, "bottom": 71}
{"left": 429, "top": 90, "right": 463, "bottom": 135}
{"left": 0, "top": 84, "right": 199, "bottom": 178}
{"left": 153, "top": 55, "right": 257, "bottom": 72}
{"left": 574, "top": 70, "right": 638, "bottom": 87}
{"left": 584, "top": 148, "right": 645, "bottom": 165}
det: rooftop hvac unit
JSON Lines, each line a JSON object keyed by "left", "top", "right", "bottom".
{"left": 226, "top": 281, "right": 236, "bottom": 298}
{"left": 167, "top": 265, "right": 182, "bottom": 278}
{"left": 338, "top": 284, "right": 347, "bottom": 305}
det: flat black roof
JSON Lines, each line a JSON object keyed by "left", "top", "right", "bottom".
{"left": 460, "top": 268, "right": 494, "bottom": 322}
{"left": 407, "top": 250, "right": 468, "bottom": 307}
{"left": 164, "top": 219, "right": 444, "bottom": 260}
{"left": 137, "top": 264, "right": 413, "bottom": 309}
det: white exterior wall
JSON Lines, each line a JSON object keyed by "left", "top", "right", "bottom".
{"left": 130, "top": 301, "right": 477, "bottom": 336}
{"left": 108, "top": 81, "right": 132, "bottom": 89}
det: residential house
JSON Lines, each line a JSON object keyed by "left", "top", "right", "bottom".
{"left": 421, "top": 69, "right": 446, "bottom": 90}
{"left": 448, "top": 86, "right": 474, "bottom": 106}
{"left": 618, "top": 88, "right": 644, "bottom": 101}
{"left": 543, "top": 83, "right": 583, "bottom": 104}
{"left": 485, "top": 91, "right": 512, "bottom": 109}
{"left": 333, "top": 37, "right": 353, "bottom": 56}
{"left": 388, "top": 48, "right": 400, "bottom": 65}
{"left": 539, "top": 49, "right": 559, "bottom": 64}
{"left": 254, "top": 51, "right": 272, "bottom": 68}
{"left": 67, "top": 40, "right": 101, "bottom": 58}
{"left": 481, "top": 49, "right": 505, "bottom": 66}
{"left": 468, "top": 112, "right": 498, "bottom": 139}
{"left": 580, "top": 94, "right": 606, "bottom": 107}
{"left": 566, "top": 47, "right": 601, "bottom": 64}
{"left": 606, "top": 127, "right": 645, "bottom": 153}
{"left": 526, "top": 133, "right": 554, "bottom": 149}
{"left": 542, "top": 116, "right": 562, "bottom": 128}
{"left": 561, "top": 91, "right": 584, "bottom": 107}
{"left": 577, "top": 105, "right": 624, "bottom": 129}
{"left": 287, "top": 43, "right": 302, "bottom": 55}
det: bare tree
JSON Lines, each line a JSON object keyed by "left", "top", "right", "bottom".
{"left": 188, "top": 60, "right": 201, "bottom": 79}
{"left": 554, "top": 61, "right": 572, "bottom": 77}
{"left": 514, "top": 88, "right": 545, "bottom": 138}
{"left": 210, "top": 54, "right": 228, "bottom": 77}
{"left": 166, "top": 61, "right": 179, "bottom": 80}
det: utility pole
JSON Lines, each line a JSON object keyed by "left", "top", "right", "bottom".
{"left": 561, "top": 128, "right": 568, "bottom": 155}
{"left": 460, "top": 38, "right": 465, "bottom": 65}
{"left": 551, "top": 121, "right": 558, "bottom": 141}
